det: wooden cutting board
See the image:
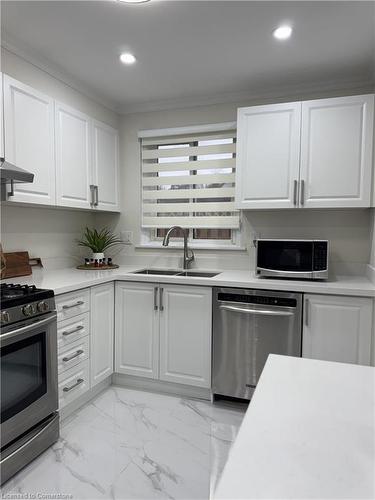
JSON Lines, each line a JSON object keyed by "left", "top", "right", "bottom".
{"left": 1, "top": 251, "right": 32, "bottom": 279}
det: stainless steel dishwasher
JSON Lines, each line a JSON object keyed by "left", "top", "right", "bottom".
{"left": 213, "top": 287, "right": 302, "bottom": 400}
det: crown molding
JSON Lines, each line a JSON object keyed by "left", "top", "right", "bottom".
{"left": 1, "top": 32, "right": 119, "bottom": 113}
{"left": 119, "top": 77, "right": 375, "bottom": 115}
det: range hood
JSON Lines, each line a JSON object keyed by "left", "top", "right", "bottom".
{"left": 0, "top": 157, "right": 34, "bottom": 184}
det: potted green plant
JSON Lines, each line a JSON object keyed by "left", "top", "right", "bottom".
{"left": 77, "top": 227, "right": 124, "bottom": 261}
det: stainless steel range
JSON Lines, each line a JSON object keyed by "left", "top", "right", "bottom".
{"left": 0, "top": 283, "right": 59, "bottom": 485}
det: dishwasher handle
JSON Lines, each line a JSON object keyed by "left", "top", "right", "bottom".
{"left": 219, "top": 304, "right": 295, "bottom": 317}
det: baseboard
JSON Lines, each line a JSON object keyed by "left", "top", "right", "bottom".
{"left": 112, "top": 373, "right": 211, "bottom": 401}
{"left": 60, "top": 376, "right": 112, "bottom": 421}
{"left": 366, "top": 264, "right": 375, "bottom": 285}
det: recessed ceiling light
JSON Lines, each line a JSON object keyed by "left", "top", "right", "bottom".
{"left": 120, "top": 53, "right": 136, "bottom": 65}
{"left": 273, "top": 25, "right": 293, "bottom": 40}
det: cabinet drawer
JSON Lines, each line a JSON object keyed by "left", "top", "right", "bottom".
{"left": 58, "top": 336, "right": 89, "bottom": 373}
{"left": 58, "top": 360, "right": 90, "bottom": 409}
{"left": 57, "top": 313, "right": 90, "bottom": 349}
{"left": 56, "top": 289, "right": 90, "bottom": 321}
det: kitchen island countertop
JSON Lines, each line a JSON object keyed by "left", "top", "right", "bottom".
{"left": 214, "top": 355, "right": 375, "bottom": 499}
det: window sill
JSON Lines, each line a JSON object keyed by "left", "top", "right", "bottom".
{"left": 135, "top": 243, "right": 247, "bottom": 251}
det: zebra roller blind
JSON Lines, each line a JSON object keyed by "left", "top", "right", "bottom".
{"left": 140, "top": 124, "right": 239, "bottom": 229}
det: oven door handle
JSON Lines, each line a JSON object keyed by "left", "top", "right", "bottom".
{"left": 0, "top": 313, "right": 57, "bottom": 342}
{"left": 219, "top": 305, "right": 295, "bottom": 316}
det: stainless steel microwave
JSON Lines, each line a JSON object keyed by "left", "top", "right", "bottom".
{"left": 256, "top": 239, "right": 329, "bottom": 280}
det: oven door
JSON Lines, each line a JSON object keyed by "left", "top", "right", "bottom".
{"left": 0, "top": 312, "right": 57, "bottom": 448}
{"left": 256, "top": 240, "right": 314, "bottom": 279}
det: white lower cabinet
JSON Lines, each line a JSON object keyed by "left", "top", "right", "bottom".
{"left": 115, "top": 282, "right": 212, "bottom": 388}
{"left": 90, "top": 283, "right": 114, "bottom": 387}
{"left": 115, "top": 282, "right": 159, "bottom": 379}
{"left": 302, "top": 294, "right": 373, "bottom": 365}
{"left": 58, "top": 360, "right": 90, "bottom": 409}
{"left": 159, "top": 285, "right": 212, "bottom": 388}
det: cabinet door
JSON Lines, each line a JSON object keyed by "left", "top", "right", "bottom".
{"left": 55, "top": 102, "right": 91, "bottom": 208}
{"left": 115, "top": 282, "right": 159, "bottom": 379}
{"left": 0, "top": 73, "right": 4, "bottom": 158}
{"left": 92, "top": 120, "right": 120, "bottom": 212}
{"left": 159, "top": 285, "right": 212, "bottom": 388}
{"left": 90, "top": 283, "right": 114, "bottom": 387}
{"left": 3, "top": 75, "right": 55, "bottom": 205}
{"left": 300, "top": 95, "right": 374, "bottom": 208}
{"left": 236, "top": 102, "right": 301, "bottom": 209}
{"left": 302, "top": 294, "right": 373, "bottom": 365}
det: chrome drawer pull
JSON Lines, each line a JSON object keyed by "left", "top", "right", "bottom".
{"left": 62, "top": 325, "right": 84, "bottom": 336}
{"left": 63, "top": 378, "right": 84, "bottom": 392}
{"left": 62, "top": 300, "right": 84, "bottom": 310}
{"left": 62, "top": 349, "right": 84, "bottom": 362}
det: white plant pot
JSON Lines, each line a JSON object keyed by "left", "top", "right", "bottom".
{"left": 92, "top": 252, "right": 105, "bottom": 261}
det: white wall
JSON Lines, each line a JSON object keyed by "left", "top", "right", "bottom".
{"left": 1, "top": 204, "right": 94, "bottom": 269}
{"left": 0, "top": 49, "right": 120, "bottom": 268}
{"left": 96, "top": 98, "right": 373, "bottom": 274}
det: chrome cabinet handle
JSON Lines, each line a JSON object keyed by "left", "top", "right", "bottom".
{"left": 8, "top": 180, "right": 14, "bottom": 197}
{"left": 154, "top": 287, "right": 159, "bottom": 311}
{"left": 63, "top": 378, "right": 84, "bottom": 392}
{"left": 219, "top": 305, "right": 294, "bottom": 316}
{"left": 90, "top": 184, "right": 95, "bottom": 207}
{"left": 293, "top": 179, "right": 298, "bottom": 206}
{"left": 159, "top": 287, "right": 164, "bottom": 312}
{"left": 62, "top": 325, "right": 84, "bottom": 336}
{"left": 62, "top": 300, "right": 84, "bottom": 310}
{"left": 304, "top": 299, "right": 309, "bottom": 326}
{"left": 62, "top": 349, "right": 84, "bottom": 362}
{"left": 300, "top": 180, "right": 305, "bottom": 206}
{"left": 94, "top": 185, "right": 99, "bottom": 207}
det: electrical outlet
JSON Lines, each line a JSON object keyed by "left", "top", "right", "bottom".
{"left": 121, "top": 231, "right": 133, "bottom": 245}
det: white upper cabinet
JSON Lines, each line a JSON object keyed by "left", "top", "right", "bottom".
{"left": 236, "top": 94, "right": 374, "bottom": 209}
{"left": 55, "top": 102, "right": 91, "bottom": 209}
{"left": 0, "top": 73, "right": 4, "bottom": 158}
{"left": 92, "top": 120, "right": 120, "bottom": 211}
{"left": 300, "top": 95, "right": 374, "bottom": 208}
{"left": 302, "top": 294, "right": 373, "bottom": 366}
{"left": 236, "top": 102, "right": 302, "bottom": 209}
{"left": 3, "top": 75, "right": 55, "bottom": 205}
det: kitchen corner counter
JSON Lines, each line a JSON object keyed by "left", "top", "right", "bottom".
{"left": 214, "top": 355, "right": 375, "bottom": 500}
{"left": 1, "top": 266, "right": 374, "bottom": 297}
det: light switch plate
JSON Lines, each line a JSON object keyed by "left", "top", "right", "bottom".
{"left": 121, "top": 231, "right": 133, "bottom": 245}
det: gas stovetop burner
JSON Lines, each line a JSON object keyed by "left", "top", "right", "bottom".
{"left": 0, "top": 283, "right": 55, "bottom": 326}
{"left": 1, "top": 283, "right": 38, "bottom": 300}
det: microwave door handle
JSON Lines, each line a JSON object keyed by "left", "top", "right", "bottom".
{"left": 219, "top": 305, "right": 294, "bottom": 317}
{"left": 0, "top": 313, "right": 57, "bottom": 342}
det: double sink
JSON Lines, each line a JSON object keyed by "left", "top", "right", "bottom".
{"left": 132, "top": 269, "right": 220, "bottom": 278}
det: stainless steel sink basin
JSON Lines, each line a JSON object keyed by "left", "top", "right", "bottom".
{"left": 132, "top": 269, "right": 181, "bottom": 275}
{"left": 132, "top": 269, "right": 220, "bottom": 278}
{"left": 177, "top": 271, "right": 219, "bottom": 278}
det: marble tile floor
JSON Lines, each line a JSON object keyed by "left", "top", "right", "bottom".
{"left": 2, "top": 386, "right": 247, "bottom": 500}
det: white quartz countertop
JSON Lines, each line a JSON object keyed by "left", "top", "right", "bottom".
{"left": 214, "top": 355, "right": 375, "bottom": 500}
{"left": 1, "top": 266, "right": 374, "bottom": 297}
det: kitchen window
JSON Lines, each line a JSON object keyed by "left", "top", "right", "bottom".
{"left": 139, "top": 123, "right": 241, "bottom": 249}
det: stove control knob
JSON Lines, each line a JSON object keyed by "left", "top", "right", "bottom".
{"left": 0, "top": 311, "right": 10, "bottom": 323}
{"left": 37, "top": 301, "right": 49, "bottom": 313}
{"left": 22, "top": 304, "right": 35, "bottom": 316}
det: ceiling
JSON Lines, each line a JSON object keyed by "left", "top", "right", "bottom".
{"left": 2, "top": 1, "right": 375, "bottom": 113}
